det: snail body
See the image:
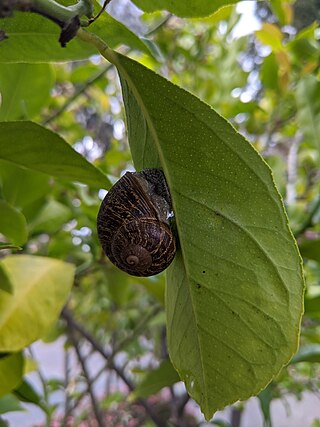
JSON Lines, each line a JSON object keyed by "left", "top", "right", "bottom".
{"left": 97, "top": 168, "right": 176, "bottom": 277}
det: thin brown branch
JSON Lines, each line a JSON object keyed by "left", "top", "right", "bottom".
{"left": 64, "top": 315, "right": 105, "bottom": 427}
{"left": 61, "top": 306, "right": 168, "bottom": 427}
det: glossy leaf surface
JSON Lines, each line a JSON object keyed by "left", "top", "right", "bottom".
{"left": 111, "top": 50, "right": 304, "bottom": 418}
{"left": 0, "top": 256, "right": 74, "bottom": 351}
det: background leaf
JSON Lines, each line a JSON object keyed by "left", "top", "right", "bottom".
{"left": 0, "top": 121, "right": 110, "bottom": 188}
{"left": 13, "top": 379, "right": 41, "bottom": 406}
{"left": 0, "top": 63, "right": 55, "bottom": 120}
{"left": 296, "top": 74, "right": 320, "bottom": 153}
{"left": 131, "top": 0, "right": 238, "bottom": 17}
{"left": 0, "top": 266, "right": 13, "bottom": 294}
{"left": 110, "top": 50, "right": 304, "bottom": 418}
{"left": 131, "top": 359, "right": 180, "bottom": 399}
{"left": 0, "top": 200, "right": 28, "bottom": 246}
{"left": 0, "top": 255, "right": 75, "bottom": 352}
{"left": 0, "top": 395, "right": 25, "bottom": 415}
{"left": 0, "top": 353, "right": 24, "bottom": 397}
{"left": 290, "top": 344, "right": 320, "bottom": 364}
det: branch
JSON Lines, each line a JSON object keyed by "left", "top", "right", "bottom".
{"left": 43, "top": 62, "right": 113, "bottom": 125}
{"left": 0, "top": 0, "right": 94, "bottom": 46}
{"left": 64, "top": 313, "right": 105, "bottom": 427}
{"left": 61, "top": 307, "right": 167, "bottom": 427}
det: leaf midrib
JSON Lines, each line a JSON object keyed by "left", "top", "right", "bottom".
{"left": 114, "top": 55, "right": 209, "bottom": 410}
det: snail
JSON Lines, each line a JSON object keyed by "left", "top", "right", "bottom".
{"left": 97, "top": 168, "right": 176, "bottom": 277}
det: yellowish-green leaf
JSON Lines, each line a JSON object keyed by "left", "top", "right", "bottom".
{"left": 256, "top": 23, "right": 284, "bottom": 52}
{"left": 0, "top": 255, "right": 75, "bottom": 352}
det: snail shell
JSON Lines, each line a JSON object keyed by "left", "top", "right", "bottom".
{"left": 97, "top": 168, "right": 176, "bottom": 277}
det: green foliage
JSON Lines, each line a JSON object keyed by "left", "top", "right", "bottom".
{"left": 0, "top": 256, "right": 74, "bottom": 351}
{"left": 108, "top": 49, "right": 304, "bottom": 418}
{"left": 0, "top": 12, "right": 150, "bottom": 63}
{"left": 0, "top": 63, "right": 55, "bottom": 121}
{"left": 131, "top": 359, "right": 180, "bottom": 399}
{"left": 0, "top": 201, "right": 27, "bottom": 246}
{"left": 131, "top": 0, "right": 238, "bottom": 17}
{"left": 0, "top": 353, "right": 24, "bottom": 397}
{"left": 0, "top": 121, "right": 110, "bottom": 188}
{"left": 0, "top": 395, "right": 25, "bottom": 415}
{"left": 0, "top": 0, "right": 318, "bottom": 425}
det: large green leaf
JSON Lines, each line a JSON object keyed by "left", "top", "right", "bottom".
{"left": 0, "top": 353, "right": 24, "bottom": 397}
{"left": 0, "top": 255, "right": 75, "bottom": 351}
{"left": 0, "top": 121, "right": 110, "bottom": 188}
{"left": 0, "top": 63, "right": 55, "bottom": 120}
{"left": 0, "top": 11, "right": 149, "bottom": 63}
{"left": 131, "top": 0, "right": 238, "bottom": 17}
{"left": 0, "top": 200, "right": 28, "bottom": 246}
{"left": 107, "top": 50, "right": 304, "bottom": 419}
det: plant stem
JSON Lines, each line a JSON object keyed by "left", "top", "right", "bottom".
{"left": 76, "top": 27, "right": 117, "bottom": 63}
{"left": 2, "top": 0, "right": 93, "bottom": 20}
{"left": 43, "top": 62, "right": 113, "bottom": 126}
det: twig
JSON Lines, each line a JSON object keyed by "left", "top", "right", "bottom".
{"left": 0, "top": 0, "right": 93, "bottom": 46}
{"left": 62, "top": 349, "right": 72, "bottom": 427}
{"left": 62, "top": 307, "right": 110, "bottom": 357}
{"left": 42, "top": 62, "right": 113, "bottom": 125}
{"left": 112, "top": 304, "right": 162, "bottom": 356}
{"left": 177, "top": 393, "right": 190, "bottom": 418}
{"left": 28, "top": 347, "right": 51, "bottom": 427}
{"left": 43, "top": 13, "right": 172, "bottom": 125}
{"left": 88, "top": 0, "right": 111, "bottom": 24}
{"left": 64, "top": 314, "right": 105, "bottom": 427}
{"left": 61, "top": 307, "right": 168, "bottom": 427}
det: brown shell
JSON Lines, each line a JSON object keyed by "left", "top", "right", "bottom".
{"left": 97, "top": 169, "right": 176, "bottom": 277}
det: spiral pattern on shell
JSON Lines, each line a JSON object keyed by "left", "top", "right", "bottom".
{"left": 97, "top": 169, "right": 176, "bottom": 277}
